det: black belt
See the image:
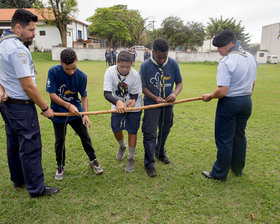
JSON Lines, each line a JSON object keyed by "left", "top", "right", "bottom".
{"left": 7, "top": 98, "right": 34, "bottom": 104}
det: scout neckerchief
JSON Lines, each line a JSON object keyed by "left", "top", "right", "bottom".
{"left": 0, "top": 29, "right": 24, "bottom": 45}
{"left": 150, "top": 56, "right": 169, "bottom": 99}
{"left": 227, "top": 46, "right": 247, "bottom": 57}
{"left": 116, "top": 68, "right": 129, "bottom": 103}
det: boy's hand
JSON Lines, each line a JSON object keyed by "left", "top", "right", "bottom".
{"left": 68, "top": 104, "right": 80, "bottom": 116}
{"left": 127, "top": 99, "right": 135, "bottom": 108}
{"left": 82, "top": 115, "right": 92, "bottom": 128}
{"left": 165, "top": 93, "right": 176, "bottom": 102}
{"left": 116, "top": 100, "right": 127, "bottom": 113}
{"left": 155, "top": 96, "right": 166, "bottom": 104}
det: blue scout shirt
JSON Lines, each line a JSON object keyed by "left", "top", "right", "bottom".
{"left": 46, "top": 65, "right": 87, "bottom": 124}
{"left": 0, "top": 30, "right": 36, "bottom": 100}
{"left": 216, "top": 47, "right": 257, "bottom": 97}
{"left": 139, "top": 57, "right": 183, "bottom": 105}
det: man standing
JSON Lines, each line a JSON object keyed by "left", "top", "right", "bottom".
{"left": 201, "top": 30, "right": 257, "bottom": 181}
{"left": 0, "top": 9, "right": 59, "bottom": 197}
{"left": 46, "top": 48, "right": 103, "bottom": 180}
{"left": 140, "top": 38, "right": 183, "bottom": 177}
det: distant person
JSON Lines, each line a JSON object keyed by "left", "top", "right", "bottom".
{"left": 46, "top": 48, "right": 103, "bottom": 180}
{"left": 144, "top": 48, "right": 151, "bottom": 61}
{"left": 0, "top": 9, "right": 59, "bottom": 197}
{"left": 139, "top": 38, "right": 183, "bottom": 177}
{"left": 103, "top": 51, "right": 142, "bottom": 171}
{"left": 201, "top": 30, "right": 257, "bottom": 181}
{"left": 111, "top": 48, "right": 117, "bottom": 65}
{"left": 129, "top": 47, "right": 137, "bottom": 66}
{"left": 105, "top": 48, "right": 112, "bottom": 66}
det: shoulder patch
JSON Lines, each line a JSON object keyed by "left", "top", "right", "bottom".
{"left": 17, "top": 53, "right": 28, "bottom": 64}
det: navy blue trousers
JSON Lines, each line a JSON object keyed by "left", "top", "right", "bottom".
{"left": 142, "top": 106, "right": 173, "bottom": 168}
{"left": 1, "top": 102, "right": 45, "bottom": 196}
{"left": 211, "top": 96, "right": 252, "bottom": 181}
{"left": 53, "top": 117, "right": 97, "bottom": 167}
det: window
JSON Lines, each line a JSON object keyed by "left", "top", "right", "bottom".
{"left": 259, "top": 53, "right": 264, "bottom": 57}
{"left": 39, "top": 30, "right": 46, "bottom": 36}
{"left": 78, "top": 30, "right": 82, "bottom": 39}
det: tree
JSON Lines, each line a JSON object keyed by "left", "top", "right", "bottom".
{"left": 87, "top": 5, "right": 147, "bottom": 47}
{"left": 34, "top": 0, "right": 78, "bottom": 47}
{"left": 87, "top": 5, "right": 131, "bottom": 47}
{"left": 206, "top": 16, "right": 251, "bottom": 49}
{"left": 159, "top": 16, "right": 205, "bottom": 51}
{"left": 0, "top": 0, "right": 35, "bottom": 8}
{"left": 118, "top": 9, "right": 147, "bottom": 45}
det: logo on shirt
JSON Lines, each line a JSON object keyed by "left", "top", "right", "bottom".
{"left": 58, "top": 84, "right": 75, "bottom": 101}
{"left": 150, "top": 72, "right": 161, "bottom": 90}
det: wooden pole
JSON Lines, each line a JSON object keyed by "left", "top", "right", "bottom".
{"left": 53, "top": 97, "right": 203, "bottom": 117}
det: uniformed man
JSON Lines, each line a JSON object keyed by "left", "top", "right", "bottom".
{"left": 201, "top": 30, "right": 257, "bottom": 181}
{"left": 0, "top": 9, "right": 59, "bottom": 197}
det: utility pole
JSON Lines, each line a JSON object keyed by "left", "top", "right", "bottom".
{"left": 148, "top": 20, "right": 155, "bottom": 31}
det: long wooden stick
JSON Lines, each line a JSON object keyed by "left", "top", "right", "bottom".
{"left": 53, "top": 96, "right": 203, "bottom": 117}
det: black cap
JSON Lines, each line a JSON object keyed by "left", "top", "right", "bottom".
{"left": 212, "top": 30, "right": 236, "bottom": 47}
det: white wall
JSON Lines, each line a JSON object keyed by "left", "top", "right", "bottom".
{"left": 34, "top": 25, "right": 61, "bottom": 51}
{"left": 52, "top": 47, "right": 222, "bottom": 62}
{"left": 70, "top": 21, "right": 88, "bottom": 42}
{"left": 260, "top": 23, "right": 280, "bottom": 57}
{"left": 256, "top": 51, "right": 268, "bottom": 64}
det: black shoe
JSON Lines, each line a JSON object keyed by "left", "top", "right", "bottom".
{"left": 202, "top": 171, "right": 213, "bottom": 179}
{"left": 31, "top": 186, "right": 60, "bottom": 198}
{"left": 156, "top": 155, "right": 170, "bottom": 164}
{"left": 146, "top": 167, "right": 157, "bottom": 177}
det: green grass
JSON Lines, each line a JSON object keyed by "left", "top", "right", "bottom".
{"left": 0, "top": 52, "right": 279, "bottom": 223}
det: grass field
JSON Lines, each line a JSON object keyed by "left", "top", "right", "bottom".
{"left": 0, "top": 52, "right": 279, "bottom": 223}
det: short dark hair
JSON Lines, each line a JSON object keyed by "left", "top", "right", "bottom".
{"left": 60, "top": 48, "right": 77, "bottom": 65}
{"left": 11, "top": 9, "right": 38, "bottom": 28}
{"left": 117, "top": 51, "right": 133, "bottom": 63}
{"left": 153, "top": 38, "right": 169, "bottom": 52}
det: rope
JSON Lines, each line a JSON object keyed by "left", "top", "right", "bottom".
{"left": 53, "top": 97, "right": 203, "bottom": 117}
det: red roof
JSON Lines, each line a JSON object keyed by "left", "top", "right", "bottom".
{"left": 0, "top": 8, "right": 88, "bottom": 26}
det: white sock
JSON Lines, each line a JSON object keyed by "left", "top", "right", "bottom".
{"left": 128, "top": 147, "right": 135, "bottom": 160}
{"left": 118, "top": 139, "right": 126, "bottom": 148}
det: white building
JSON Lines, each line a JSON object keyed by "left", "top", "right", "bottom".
{"left": 0, "top": 8, "right": 88, "bottom": 51}
{"left": 256, "top": 22, "right": 280, "bottom": 63}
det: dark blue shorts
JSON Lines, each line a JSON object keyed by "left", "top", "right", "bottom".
{"left": 111, "top": 111, "right": 142, "bottom": 135}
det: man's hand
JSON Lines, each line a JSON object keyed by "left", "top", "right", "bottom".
{"left": 127, "top": 99, "right": 135, "bottom": 108}
{"left": 165, "top": 93, "right": 177, "bottom": 102}
{"left": 0, "top": 92, "right": 8, "bottom": 102}
{"left": 116, "top": 100, "right": 127, "bottom": 113}
{"left": 82, "top": 115, "right": 92, "bottom": 128}
{"left": 201, "top": 94, "right": 213, "bottom": 102}
{"left": 41, "top": 107, "right": 54, "bottom": 118}
{"left": 68, "top": 104, "right": 80, "bottom": 116}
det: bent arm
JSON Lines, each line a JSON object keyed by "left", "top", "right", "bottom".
{"left": 19, "top": 77, "right": 48, "bottom": 110}
{"left": 201, "top": 86, "right": 229, "bottom": 102}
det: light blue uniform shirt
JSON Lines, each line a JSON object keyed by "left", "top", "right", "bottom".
{"left": 0, "top": 30, "right": 36, "bottom": 100}
{"left": 216, "top": 51, "right": 257, "bottom": 97}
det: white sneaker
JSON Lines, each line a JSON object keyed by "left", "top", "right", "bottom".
{"left": 116, "top": 145, "right": 126, "bottom": 160}
{"left": 55, "top": 167, "right": 64, "bottom": 180}
{"left": 89, "top": 160, "right": 103, "bottom": 175}
{"left": 125, "top": 158, "right": 134, "bottom": 172}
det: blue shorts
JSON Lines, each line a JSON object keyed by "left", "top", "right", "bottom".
{"left": 111, "top": 111, "right": 142, "bottom": 135}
